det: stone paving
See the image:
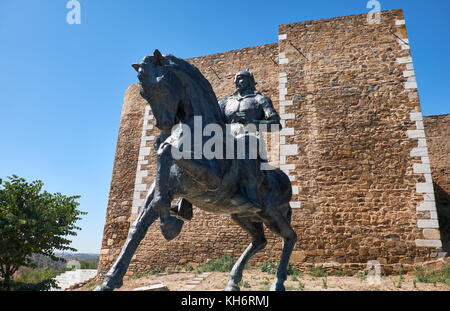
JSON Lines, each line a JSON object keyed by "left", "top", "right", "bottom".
{"left": 50, "top": 269, "right": 97, "bottom": 291}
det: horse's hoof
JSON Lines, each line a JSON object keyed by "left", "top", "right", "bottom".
{"left": 94, "top": 283, "right": 113, "bottom": 291}
{"left": 160, "top": 216, "right": 184, "bottom": 241}
{"left": 224, "top": 282, "right": 240, "bottom": 291}
{"left": 93, "top": 276, "right": 122, "bottom": 291}
{"left": 269, "top": 281, "right": 285, "bottom": 291}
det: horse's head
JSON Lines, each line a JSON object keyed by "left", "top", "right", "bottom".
{"left": 132, "top": 49, "right": 185, "bottom": 132}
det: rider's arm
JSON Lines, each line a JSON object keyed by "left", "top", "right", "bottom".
{"left": 251, "top": 97, "right": 282, "bottom": 132}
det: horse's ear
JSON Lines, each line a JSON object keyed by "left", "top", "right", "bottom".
{"left": 153, "top": 49, "right": 164, "bottom": 66}
{"left": 132, "top": 63, "right": 140, "bottom": 72}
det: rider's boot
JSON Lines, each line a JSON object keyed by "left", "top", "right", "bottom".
{"left": 170, "top": 197, "right": 193, "bottom": 221}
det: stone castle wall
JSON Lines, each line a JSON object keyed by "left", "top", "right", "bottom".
{"left": 424, "top": 114, "right": 450, "bottom": 251}
{"left": 97, "top": 10, "right": 448, "bottom": 277}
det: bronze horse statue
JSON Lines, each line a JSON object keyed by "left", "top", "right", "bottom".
{"left": 95, "top": 50, "right": 297, "bottom": 291}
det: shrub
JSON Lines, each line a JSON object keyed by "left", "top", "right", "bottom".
{"left": 197, "top": 255, "right": 235, "bottom": 273}
{"left": 414, "top": 265, "right": 450, "bottom": 285}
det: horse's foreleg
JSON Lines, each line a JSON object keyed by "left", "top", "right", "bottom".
{"left": 225, "top": 215, "right": 267, "bottom": 291}
{"left": 95, "top": 184, "right": 158, "bottom": 291}
{"left": 152, "top": 143, "right": 185, "bottom": 241}
{"left": 153, "top": 143, "right": 173, "bottom": 213}
{"left": 260, "top": 205, "right": 297, "bottom": 291}
{"left": 270, "top": 227, "right": 297, "bottom": 291}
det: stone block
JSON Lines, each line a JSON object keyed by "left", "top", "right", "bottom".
{"left": 133, "top": 284, "right": 169, "bottom": 291}
{"left": 416, "top": 183, "right": 434, "bottom": 194}
{"left": 410, "top": 147, "right": 428, "bottom": 157}
{"left": 407, "top": 130, "right": 425, "bottom": 139}
{"left": 417, "top": 201, "right": 437, "bottom": 211}
{"left": 413, "top": 163, "right": 431, "bottom": 174}
{"left": 409, "top": 112, "right": 423, "bottom": 121}
{"left": 405, "top": 81, "right": 418, "bottom": 89}
{"left": 290, "top": 201, "right": 301, "bottom": 208}
{"left": 415, "top": 239, "right": 442, "bottom": 248}
{"left": 417, "top": 219, "right": 439, "bottom": 229}
{"left": 397, "top": 56, "right": 412, "bottom": 64}
{"left": 423, "top": 229, "right": 441, "bottom": 240}
{"left": 280, "top": 144, "right": 298, "bottom": 156}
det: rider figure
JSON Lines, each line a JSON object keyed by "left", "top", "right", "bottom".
{"left": 219, "top": 70, "right": 282, "bottom": 212}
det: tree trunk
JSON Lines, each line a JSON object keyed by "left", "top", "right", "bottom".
{"left": 4, "top": 273, "right": 11, "bottom": 291}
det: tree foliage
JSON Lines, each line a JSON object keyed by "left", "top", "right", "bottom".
{"left": 0, "top": 175, "right": 86, "bottom": 289}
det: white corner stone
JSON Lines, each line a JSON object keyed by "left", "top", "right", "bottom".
{"left": 290, "top": 201, "right": 301, "bottom": 208}
{"left": 410, "top": 147, "right": 428, "bottom": 157}
{"left": 280, "top": 127, "right": 295, "bottom": 136}
{"left": 417, "top": 201, "right": 437, "bottom": 212}
{"left": 424, "top": 173, "right": 433, "bottom": 184}
{"left": 397, "top": 56, "right": 412, "bottom": 64}
{"left": 280, "top": 164, "right": 296, "bottom": 171}
{"left": 280, "top": 144, "right": 298, "bottom": 156}
{"left": 415, "top": 120, "right": 424, "bottom": 130}
{"left": 292, "top": 186, "right": 299, "bottom": 195}
{"left": 395, "top": 20, "right": 406, "bottom": 26}
{"left": 280, "top": 113, "right": 295, "bottom": 120}
{"left": 407, "top": 130, "right": 425, "bottom": 139}
{"left": 423, "top": 193, "right": 436, "bottom": 202}
{"left": 416, "top": 183, "right": 434, "bottom": 194}
{"left": 415, "top": 239, "right": 442, "bottom": 248}
{"left": 405, "top": 81, "right": 418, "bottom": 89}
{"left": 410, "top": 112, "right": 423, "bottom": 121}
{"left": 421, "top": 156, "right": 430, "bottom": 164}
{"left": 280, "top": 100, "right": 293, "bottom": 106}
{"left": 413, "top": 163, "right": 431, "bottom": 174}
{"left": 417, "top": 139, "right": 427, "bottom": 147}
{"left": 417, "top": 219, "right": 439, "bottom": 229}
{"left": 140, "top": 147, "right": 151, "bottom": 156}
{"left": 403, "top": 70, "right": 415, "bottom": 78}
{"left": 430, "top": 211, "right": 438, "bottom": 220}
{"left": 279, "top": 34, "right": 287, "bottom": 41}
{"left": 279, "top": 58, "right": 289, "bottom": 65}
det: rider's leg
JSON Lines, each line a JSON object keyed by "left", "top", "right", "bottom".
{"left": 240, "top": 158, "right": 263, "bottom": 211}
{"left": 174, "top": 157, "right": 223, "bottom": 191}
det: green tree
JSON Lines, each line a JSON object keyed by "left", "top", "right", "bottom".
{"left": 0, "top": 175, "right": 86, "bottom": 290}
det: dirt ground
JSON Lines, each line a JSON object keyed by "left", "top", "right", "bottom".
{"left": 95, "top": 267, "right": 449, "bottom": 291}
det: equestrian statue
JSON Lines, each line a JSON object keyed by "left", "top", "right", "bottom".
{"left": 95, "top": 50, "right": 297, "bottom": 291}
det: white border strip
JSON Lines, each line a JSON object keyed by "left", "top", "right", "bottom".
{"left": 278, "top": 38, "right": 300, "bottom": 208}
{"left": 131, "top": 105, "right": 155, "bottom": 215}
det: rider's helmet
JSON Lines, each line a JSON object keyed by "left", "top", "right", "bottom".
{"left": 234, "top": 70, "right": 257, "bottom": 86}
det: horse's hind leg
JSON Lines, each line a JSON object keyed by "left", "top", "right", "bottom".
{"left": 261, "top": 205, "right": 297, "bottom": 291}
{"left": 225, "top": 215, "right": 267, "bottom": 291}
{"left": 95, "top": 183, "right": 159, "bottom": 291}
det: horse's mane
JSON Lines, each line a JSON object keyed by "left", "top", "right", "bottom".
{"left": 147, "top": 54, "right": 225, "bottom": 127}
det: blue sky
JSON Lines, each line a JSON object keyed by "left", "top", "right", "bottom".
{"left": 0, "top": 0, "right": 449, "bottom": 253}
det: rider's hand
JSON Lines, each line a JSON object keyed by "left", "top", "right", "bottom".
{"left": 233, "top": 112, "right": 248, "bottom": 124}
